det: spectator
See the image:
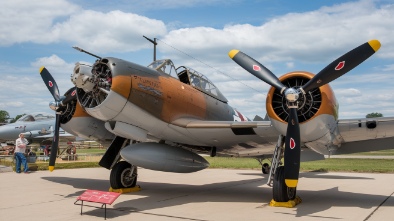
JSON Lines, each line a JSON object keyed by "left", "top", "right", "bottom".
{"left": 15, "top": 133, "right": 30, "bottom": 174}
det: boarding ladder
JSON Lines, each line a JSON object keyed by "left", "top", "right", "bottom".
{"left": 267, "top": 135, "right": 285, "bottom": 187}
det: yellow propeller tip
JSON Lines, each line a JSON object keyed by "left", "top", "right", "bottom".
{"left": 285, "top": 179, "right": 298, "bottom": 188}
{"left": 39, "top": 66, "right": 45, "bottom": 73}
{"left": 228, "top": 50, "right": 240, "bottom": 59}
{"left": 368, "top": 39, "right": 381, "bottom": 52}
{"left": 49, "top": 166, "right": 55, "bottom": 172}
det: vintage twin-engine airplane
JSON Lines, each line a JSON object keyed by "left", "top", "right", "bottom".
{"left": 0, "top": 112, "right": 76, "bottom": 145}
{"left": 40, "top": 39, "right": 394, "bottom": 203}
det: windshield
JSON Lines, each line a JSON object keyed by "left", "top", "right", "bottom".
{"left": 147, "top": 59, "right": 177, "bottom": 78}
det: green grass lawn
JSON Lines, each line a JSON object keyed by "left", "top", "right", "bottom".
{"left": 2, "top": 148, "right": 393, "bottom": 173}
{"left": 206, "top": 157, "right": 394, "bottom": 173}
{"left": 2, "top": 156, "right": 389, "bottom": 173}
{"left": 300, "top": 158, "right": 394, "bottom": 173}
{"left": 347, "top": 149, "right": 394, "bottom": 156}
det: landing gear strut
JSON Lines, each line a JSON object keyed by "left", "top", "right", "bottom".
{"left": 110, "top": 161, "right": 138, "bottom": 189}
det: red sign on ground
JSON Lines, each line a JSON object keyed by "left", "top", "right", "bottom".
{"left": 77, "top": 190, "right": 121, "bottom": 205}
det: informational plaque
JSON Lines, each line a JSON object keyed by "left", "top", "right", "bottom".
{"left": 77, "top": 190, "right": 121, "bottom": 205}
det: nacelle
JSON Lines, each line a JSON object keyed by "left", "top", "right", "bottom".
{"left": 266, "top": 71, "right": 339, "bottom": 142}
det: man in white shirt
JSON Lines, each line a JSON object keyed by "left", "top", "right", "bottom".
{"left": 15, "top": 133, "right": 30, "bottom": 173}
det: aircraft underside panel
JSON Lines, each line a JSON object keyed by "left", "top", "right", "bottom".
{"left": 60, "top": 116, "right": 114, "bottom": 143}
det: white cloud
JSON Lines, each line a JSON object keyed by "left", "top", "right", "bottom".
{"left": 0, "top": 101, "right": 23, "bottom": 108}
{"left": 0, "top": 0, "right": 80, "bottom": 46}
{"left": 335, "top": 88, "right": 362, "bottom": 97}
{"left": 0, "top": 55, "right": 76, "bottom": 117}
{"left": 51, "top": 10, "right": 167, "bottom": 53}
{"left": 124, "top": 0, "right": 241, "bottom": 9}
{"left": 0, "top": 1, "right": 167, "bottom": 53}
{"left": 31, "top": 54, "right": 70, "bottom": 68}
{"left": 160, "top": 0, "right": 394, "bottom": 66}
{"left": 382, "top": 64, "right": 394, "bottom": 71}
{"left": 1, "top": 0, "right": 394, "bottom": 120}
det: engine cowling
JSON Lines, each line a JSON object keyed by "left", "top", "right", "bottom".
{"left": 59, "top": 88, "right": 114, "bottom": 143}
{"left": 71, "top": 59, "right": 132, "bottom": 121}
{"left": 266, "top": 71, "right": 339, "bottom": 142}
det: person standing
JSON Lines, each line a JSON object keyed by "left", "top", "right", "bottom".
{"left": 15, "top": 133, "right": 30, "bottom": 173}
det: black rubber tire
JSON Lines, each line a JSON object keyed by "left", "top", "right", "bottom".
{"left": 110, "top": 161, "right": 137, "bottom": 189}
{"left": 273, "top": 166, "right": 289, "bottom": 202}
{"left": 262, "top": 163, "right": 270, "bottom": 174}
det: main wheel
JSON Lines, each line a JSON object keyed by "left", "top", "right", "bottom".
{"left": 272, "top": 166, "right": 297, "bottom": 202}
{"left": 262, "top": 163, "right": 270, "bottom": 174}
{"left": 110, "top": 161, "right": 138, "bottom": 189}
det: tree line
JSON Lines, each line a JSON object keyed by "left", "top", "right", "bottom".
{"left": 0, "top": 110, "right": 25, "bottom": 123}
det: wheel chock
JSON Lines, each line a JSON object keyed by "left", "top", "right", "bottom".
{"left": 109, "top": 185, "right": 141, "bottom": 194}
{"left": 269, "top": 196, "right": 302, "bottom": 208}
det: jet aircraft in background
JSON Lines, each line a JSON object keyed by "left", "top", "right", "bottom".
{"left": 0, "top": 112, "right": 76, "bottom": 145}
{"left": 38, "top": 39, "right": 394, "bottom": 203}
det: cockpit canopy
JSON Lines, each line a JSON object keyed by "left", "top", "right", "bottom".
{"left": 177, "top": 66, "right": 228, "bottom": 102}
{"left": 147, "top": 59, "right": 228, "bottom": 103}
{"left": 147, "top": 59, "right": 177, "bottom": 78}
{"left": 16, "top": 113, "right": 55, "bottom": 122}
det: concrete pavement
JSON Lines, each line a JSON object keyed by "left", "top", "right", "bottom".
{"left": 0, "top": 167, "right": 393, "bottom": 221}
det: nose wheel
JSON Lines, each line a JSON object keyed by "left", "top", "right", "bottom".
{"left": 273, "top": 166, "right": 297, "bottom": 202}
{"left": 262, "top": 163, "right": 270, "bottom": 174}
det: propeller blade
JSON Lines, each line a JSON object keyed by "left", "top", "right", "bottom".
{"left": 61, "top": 87, "right": 77, "bottom": 105}
{"left": 284, "top": 107, "right": 301, "bottom": 188}
{"left": 229, "top": 50, "right": 286, "bottom": 93}
{"left": 302, "top": 40, "right": 381, "bottom": 93}
{"left": 40, "top": 66, "right": 61, "bottom": 101}
{"left": 48, "top": 113, "right": 60, "bottom": 171}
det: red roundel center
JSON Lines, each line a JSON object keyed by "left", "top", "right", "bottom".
{"left": 335, "top": 61, "right": 345, "bottom": 70}
{"left": 253, "top": 65, "right": 261, "bottom": 71}
{"left": 48, "top": 81, "right": 53, "bottom": 87}
{"left": 71, "top": 90, "right": 76, "bottom": 96}
{"left": 290, "top": 138, "right": 296, "bottom": 149}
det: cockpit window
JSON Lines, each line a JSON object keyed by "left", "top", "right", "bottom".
{"left": 16, "top": 113, "right": 55, "bottom": 122}
{"left": 177, "top": 66, "right": 227, "bottom": 102}
{"left": 147, "top": 59, "right": 178, "bottom": 78}
{"left": 148, "top": 59, "right": 227, "bottom": 102}
{"left": 17, "top": 115, "right": 35, "bottom": 122}
{"left": 33, "top": 113, "right": 55, "bottom": 120}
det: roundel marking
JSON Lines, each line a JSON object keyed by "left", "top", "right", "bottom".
{"left": 335, "top": 61, "right": 345, "bottom": 70}
{"left": 290, "top": 138, "right": 296, "bottom": 149}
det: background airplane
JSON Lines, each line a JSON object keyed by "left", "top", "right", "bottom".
{"left": 39, "top": 39, "right": 394, "bottom": 203}
{"left": 0, "top": 112, "right": 76, "bottom": 145}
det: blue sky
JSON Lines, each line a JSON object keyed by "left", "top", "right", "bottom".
{"left": 1, "top": 0, "right": 394, "bottom": 119}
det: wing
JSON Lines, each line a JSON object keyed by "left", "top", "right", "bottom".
{"left": 334, "top": 117, "right": 394, "bottom": 154}
{"left": 170, "top": 118, "right": 280, "bottom": 157}
{"left": 172, "top": 118, "right": 272, "bottom": 128}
